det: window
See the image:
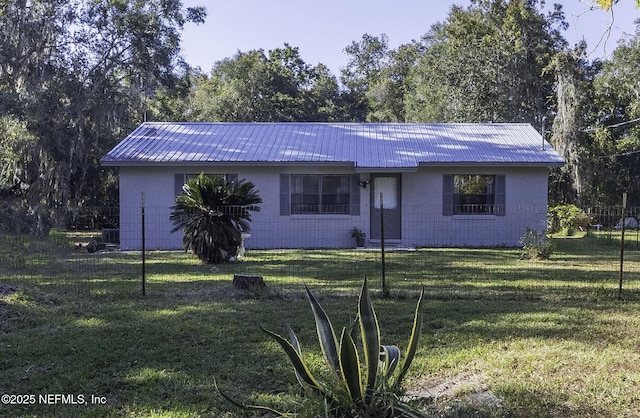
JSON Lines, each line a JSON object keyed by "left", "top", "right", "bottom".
{"left": 185, "top": 173, "right": 226, "bottom": 182}
{"left": 291, "top": 175, "right": 350, "bottom": 214}
{"left": 454, "top": 175, "right": 495, "bottom": 214}
{"left": 174, "top": 173, "right": 237, "bottom": 196}
{"left": 443, "top": 174, "right": 505, "bottom": 216}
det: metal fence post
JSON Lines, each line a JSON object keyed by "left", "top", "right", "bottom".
{"left": 380, "top": 192, "right": 388, "bottom": 297}
{"left": 619, "top": 192, "right": 627, "bottom": 299}
{"left": 141, "top": 192, "right": 146, "bottom": 297}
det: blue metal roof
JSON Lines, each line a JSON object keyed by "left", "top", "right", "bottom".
{"left": 100, "top": 122, "right": 565, "bottom": 169}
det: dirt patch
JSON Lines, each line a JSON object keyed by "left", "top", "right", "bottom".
{"left": 405, "top": 371, "right": 503, "bottom": 414}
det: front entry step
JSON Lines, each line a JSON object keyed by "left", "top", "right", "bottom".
{"left": 365, "top": 240, "right": 416, "bottom": 251}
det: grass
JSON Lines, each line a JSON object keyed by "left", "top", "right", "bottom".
{"left": 1, "top": 231, "right": 640, "bottom": 417}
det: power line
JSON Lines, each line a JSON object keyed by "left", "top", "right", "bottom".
{"left": 595, "top": 148, "right": 640, "bottom": 159}
{"left": 582, "top": 116, "right": 640, "bottom": 133}
{"left": 584, "top": 117, "right": 640, "bottom": 159}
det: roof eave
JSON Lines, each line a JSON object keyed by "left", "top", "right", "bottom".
{"left": 101, "top": 160, "right": 565, "bottom": 169}
{"left": 419, "top": 161, "right": 565, "bottom": 168}
{"left": 99, "top": 159, "right": 357, "bottom": 168}
{"left": 355, "top": 166, "right": 418, "bottom": 173}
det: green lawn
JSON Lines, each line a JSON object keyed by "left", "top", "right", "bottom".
{"left": 1, "top": 233, "right": 640, "bottom": 417}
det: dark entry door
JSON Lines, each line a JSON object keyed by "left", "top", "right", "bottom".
{"left": 370, "top": 174, "right": 401, "bottom": 240}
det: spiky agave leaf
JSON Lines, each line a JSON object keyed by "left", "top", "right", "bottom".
{"left": 358, "top": 277, "right": 380, "bottom": 403}
{"left": 286, "top": 324, "right": 309, "bottom": 388}
{"left": 260, "top": 325, "right": 325, "bottom": 393}
{"left": 380, "top": 345, "right": 401, "bottom": 383}
{"left": 213, "top": 377, "right": 292, "bottom": 417}
{"left": 338, "top": 327, "right": 363, "bottom": 403}
{"left": 220, "top": 279, "right": 427, "bottom": 417}
{"left": 392, "top": 399, "right": 430, "bottom": 418}
{"left": 393, "top": 287, "right": 425, "bottom": 389}
{"left": 305, "top": 285, "right": 341, "bottom": 378}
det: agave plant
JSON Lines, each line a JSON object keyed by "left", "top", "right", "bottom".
{"left": 216, "top": 278, "right": 426, "bottom": 417}
{"left": 169, "top": 173, "right": 261, "bottom": 264}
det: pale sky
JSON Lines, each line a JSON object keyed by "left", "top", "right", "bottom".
{"left": 180, "top": 0, "right": 640, "bottom": 75}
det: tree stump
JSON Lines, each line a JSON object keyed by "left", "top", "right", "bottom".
{"left": 233, "top": 274, "right": 265, "bottom": 289}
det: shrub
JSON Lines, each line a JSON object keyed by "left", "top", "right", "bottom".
{"left": 520, "top": 227, "right": 553, "bottom": 260}
{"left": 169, "top": 174, "right": 261, "bottom": 264}
{"left": 216, "top": 278, "right": 426, "bottom": 417}
{"left": 548, "top": 204, "right": 592, "bottom": 236}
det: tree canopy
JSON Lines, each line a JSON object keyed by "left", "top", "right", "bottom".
{"left": 3, "top": 0, "right": 640, "bottom": 236}
{"left": 588, "top": 34, "right": 640, "bottom": 205}
{"left": 189, "top": 45, "right": 346, "bottom": 122}
{"left": 596, "top": 0, "right": 640, "bottom": 10}
{"left": 405, "top": 0, "right": 567, "bottom": 126}
{"left": 0, "top": 0, "right": 205, "bottom": 235}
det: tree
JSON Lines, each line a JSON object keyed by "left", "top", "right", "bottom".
{"left": 595, "top": 0, "right": 640, "bottom": 10}
{"left": 405, "top": 0, "right": 567, "bottom": 127}
{"left": 375, "top": 41, "right": 426, "bottom": 122}
{"left": 305, "top": 63, "right": 350, "bottom": 121}
{"left": 170, "top": 174, "right": 261, "bottom": 264}
{"left": 191, "top": 44, "right": 344, "bottom": 122}
{"left": 341, "top": 33, "right": 391, "bottom": 121}
{"left": 590, "top": 31, "right": 640, "bottom": 205}
{"left": 146, "top": 67, "right": 204, "bottom": 122}
{"left": 547, "top": 44, "right": 595, "bottom": 205}
{"left": 0, "top": 0, "right": 206, "bottom": 236}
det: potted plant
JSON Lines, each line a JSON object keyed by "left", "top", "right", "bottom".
{"left": 350, "top": 227, "right": 366, "bottom": 247}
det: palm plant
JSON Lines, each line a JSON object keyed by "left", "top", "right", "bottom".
{"left": 169, "top": 174, "right": 261, "bottom": 264}
{"left": 216, "top": 278, "right": 426, "bottom": 417}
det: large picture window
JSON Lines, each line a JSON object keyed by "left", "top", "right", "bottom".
{"left": 443, "top": 174, "right": 505, "bottom": 216}
{"left": 291, "top": 175, "right": 350, "bottom": 214}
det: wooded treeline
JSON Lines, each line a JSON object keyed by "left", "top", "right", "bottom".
{"left": 1, "top": 0, "right": 639, "bottom": 236}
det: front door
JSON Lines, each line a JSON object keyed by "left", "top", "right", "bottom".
{"left": 370, "top": 174, "right": 401, "bottom": 240}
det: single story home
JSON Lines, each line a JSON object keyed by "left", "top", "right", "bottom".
{"left": 100, "top": 122, "right": 564, "bottom": 250}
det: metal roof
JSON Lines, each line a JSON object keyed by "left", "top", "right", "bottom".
{"left": 100, "top": 122, "right": 565, "bottom": 169}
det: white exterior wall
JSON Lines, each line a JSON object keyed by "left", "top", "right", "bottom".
{"left": 118, "top": 165, "right": 369, "bottom": 250}
{"left": 118, "top": 165, "right": 549, "bottom": 250}
{"left": 119, "top": 167, "right": 182, "bottom": 250}
{"left": 237, "top": 166, "right": 368, "bottom": 249}
{"left": 401, "top": 167, "right": 549, "bottom": 247}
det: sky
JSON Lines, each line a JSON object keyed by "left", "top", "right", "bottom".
{"left": 179, "top": 0, "right": 640, "bottom": 75}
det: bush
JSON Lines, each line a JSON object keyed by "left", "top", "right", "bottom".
{"left": 520, "top": 227, "right": 553, "bottom": 260}
{"left": 216, "top": 278, "right": 427, "bottom": 417}
{"left": 548, "top": 204, "right": 592, "bottom": 236}
{"left": 169, "top": 174, "right": 261, "bottom": 264}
